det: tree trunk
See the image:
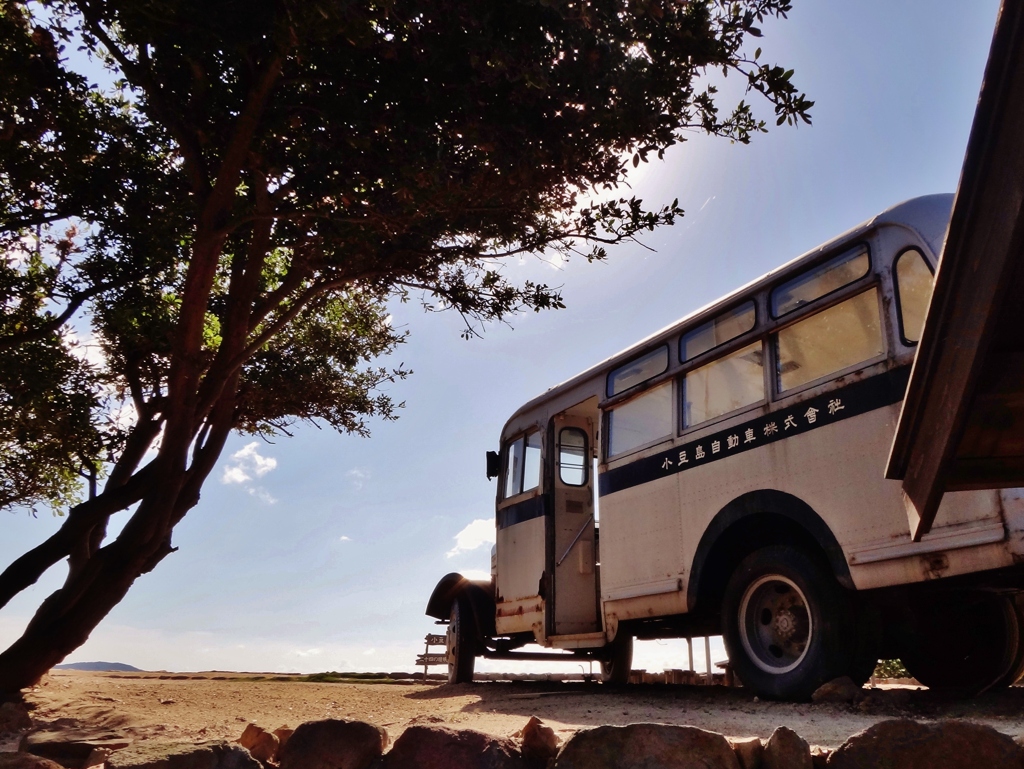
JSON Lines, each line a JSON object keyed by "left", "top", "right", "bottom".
{"left": 0, "top": 516, "right": 176, "bottom": 695}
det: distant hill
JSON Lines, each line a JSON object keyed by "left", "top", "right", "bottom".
{"left": 53, "top": 661, "right": 143, "bottom": 672}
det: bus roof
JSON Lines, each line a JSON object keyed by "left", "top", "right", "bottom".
{"left": 501, "top": 193, "right": 953, "bottom": 438}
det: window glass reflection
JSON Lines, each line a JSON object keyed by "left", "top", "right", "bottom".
{"left": 559, "top": 428, "right": 587, "bottom": 486}
{"left": 684, "top": 341, "right": 764, "bottom": 427}
{"left": 772, "top": 246, "right": 870, "bottom": 317}
{"left": 681, "top": 301, "right": 756, "bottom": 361}
{"left": 775, "top": 289, "right": 883, "bottom": 391}
{"left": 608, "top": 382, "right": 672, "bottom": 457}
{"left": 895, "top": 249, "right": 934, "bottom": 344}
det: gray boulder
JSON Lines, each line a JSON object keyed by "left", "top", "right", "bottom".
{"left": 828, "top": 719, "right": 1024, "bottom": 768}
{"left": 763, "top": 726, "right": 811, "bottom": 769}
{"left": 381, "top": 725, "right": 527, "bottom": 769}
{"left": 105, "top": 740, "right": 261, "bottom": 769}
{"left": 556, "top": 723, "right": 741, "bottom": 769}
{"left": 278, "top": 719, "right": 388, "bottom": 769}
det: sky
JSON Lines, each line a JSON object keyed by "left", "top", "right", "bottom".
{"left": 0, "top": 1, "right": 1004, "bottom": 675}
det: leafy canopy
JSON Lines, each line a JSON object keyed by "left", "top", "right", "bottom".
{"left": 0, "top": 0, "right": 811, "bottom": 513}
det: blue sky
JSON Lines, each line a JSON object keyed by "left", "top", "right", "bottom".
{"left": 0, "top": 1, "right": 1003, "bottom": 674}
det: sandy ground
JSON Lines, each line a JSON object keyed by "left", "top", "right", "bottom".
{"left": 16, "top": 670, "right": 1024, "bottom": 751}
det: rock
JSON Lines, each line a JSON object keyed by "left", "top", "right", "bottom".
{"left": 829, "top": 719, "right": 1024, "bottom": 769}
{"left": 20, "top": 729, "right": 132, "bottom": 769}
{"left": 518, "top": 717, "right": 560, "bottom": 763}
{"left": 556, "top": 723, "right": 741, "bottom": 769}
{"left": 380, "top": 725, "right": 527, "bottom": 769}
{"left": 729, "top": 737, "right": 763, "bottom": 769}
{"left": 0, "top": 754, "right": 65, "bottom": 769}
{"left": 278, "top": 719, "right": 388, "bottom": 769}
{"left": 83, "top": 747, "right": 112, "bottom": 768}
{"left": 274, "top": 727, "right": 294, "bottom": 752}
{"left": 238, "top": 724, "right": 279, "bottom": 762}
{"left": 105, "top": 740, "right": 261, "bottom": 769}
{"left": 810, "top": 677, "right": 861, "bottom": 705}
{"left": 0, "top": 704, "right": 31, "bottom": 734}
{"left": 809, "top": 746, "right": 830, "bottom": 769}
{"left": 763, "top": 726, "right": 811, "bottom": 769}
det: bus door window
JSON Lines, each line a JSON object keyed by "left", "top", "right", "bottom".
{"left": 774, "top": 289, "right": 884, "bottom": 392}
{"left": 559, "top": 428, "right": 588, "bottom": 486}
{"left": 893, "top": 248, "right": 935, "bottom": 344}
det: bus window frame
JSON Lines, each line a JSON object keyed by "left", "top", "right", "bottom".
{"left": 606, "top": 344, "right": 670, "bottom": 398}
{"left": 768, "top": 284, "right": 888, "bottom": 400}
{"left": 679, "top": 300, "right": 759, "bottom": 364}
{"left": 769, "top": 243, "right": 872, "bottom": 319}
{"left": 500, "top": 428, "right": 543, "bottom": 502}
{"left": 602, "top": 380, "right": 677, "bottom": 461}
{"left": 598, "top": 240, "right": 889, "bottom": 455}
{"left": 892, "top": 246, "right": 936, "bottom": 348}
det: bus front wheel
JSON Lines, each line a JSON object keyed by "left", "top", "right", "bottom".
{"left": 722, "top": 545, "right": 853, "bottom": 700}
{"left": 447, "top": 594, "right": 476, "bottom": 684}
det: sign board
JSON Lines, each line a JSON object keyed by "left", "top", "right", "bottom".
{"left": 416, "top": 654, "right": 449, "bottom": 667}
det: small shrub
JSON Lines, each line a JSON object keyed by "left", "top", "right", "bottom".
{"left": 873, "top": 659, "right": 910, "bottom": 679}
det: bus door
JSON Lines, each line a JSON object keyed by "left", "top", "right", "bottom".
{"left": 550, "top": 413, "right": 601, "bottom": 636}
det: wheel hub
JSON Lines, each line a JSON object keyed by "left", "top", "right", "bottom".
{"left": 738, "top": 574, "right": 814, "bottom": 674}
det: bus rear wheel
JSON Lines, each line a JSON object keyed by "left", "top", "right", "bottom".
{"left": 722, "top": 545, "right": 854, "bottom": 700}
{"left": 447, "top": 594, "right": 476, "bottom": 684}
{"left": 600, "top": 632, "right": 633, "bottom": 685}
{"left": 900, "top": 592, "right": 1023, "bottom": 695}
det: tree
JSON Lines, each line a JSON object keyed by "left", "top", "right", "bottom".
{"left": 0, "top": 0, "right": 811, "bottom": 694}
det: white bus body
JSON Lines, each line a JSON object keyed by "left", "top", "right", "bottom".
{"left": 427, "top": 194, "right": 1024, "bottom": 698}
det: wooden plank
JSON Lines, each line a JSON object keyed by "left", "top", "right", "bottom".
{"left": 887, "top": 0, "right": 1024, "bottom": 539}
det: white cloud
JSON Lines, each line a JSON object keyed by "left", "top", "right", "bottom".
{"left": 291, "top": 648, "right": 322, "bottom": 658}
{"left": 446, "top": 519, "right": 496, "bottom": 559}
{"left": 346, "top": 468, "right": 369, "bottom": 491}
{"left": 222, "top": 466, "right": 250, "bottom": 485}
{"left": 339, "top": 536, "right": 352, "bottom": 542}
{"left": 459, "top": 569, "right": 492, "bottom": 582}
{"left": 222, "top": 442, "right": 277, "bottom": 486}
{"left": 363, "top": 648, "right": 376, "bottom": 656}
{"left": 247, "top": 487, "right": 277, "bottom": 505}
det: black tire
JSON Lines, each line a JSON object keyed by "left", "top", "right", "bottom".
{"left": 901, "top": 592, "right": 1021, "bottom": 695}
{"left": 722, "top": 545, "right": 855, "bottom": 700}
{"left": 992, "top": 595, "right": 1024, "bottom": 690}
{"left": 600, "top": 632, "right": 633, "bottom": 685}
{"left": 446, "top": 594, "right": 476, "bottom": 684}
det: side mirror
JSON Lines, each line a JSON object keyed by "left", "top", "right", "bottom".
{"left": 486, "top": 450, "right": 501, "bottom": 480}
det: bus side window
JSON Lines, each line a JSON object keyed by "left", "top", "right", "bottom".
{"left": 607, "top": 381, "right": 672, "bottom": 458}
{"left": 559, "top": 428, "right": 587, "bottom": 486}
{"left": 502, "top": 431, "right": 541, "bottom": 498}
{"left": 683, "top": 341, "right": 764, "bottom": 427}
{"left": 775, "top": 288, "right": 884, "bottom": 392}
{"left": 894, "top": 248, "right": 935, "bottom": 344}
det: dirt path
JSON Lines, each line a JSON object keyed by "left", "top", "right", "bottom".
{"left": 20, "top": 670, "right": 1024, "bottom": 751}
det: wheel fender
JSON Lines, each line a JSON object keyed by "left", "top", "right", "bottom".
{"left": 687, "top": 489, "right": 854, "bottom": 613}
{"left": 425, "top": 573, "right": 496, "bottom": 640}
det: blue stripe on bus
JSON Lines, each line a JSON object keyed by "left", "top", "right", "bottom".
{"left": 497, "top": 494, "right": 546, "bottom": 530}
{"left": 598, "top": 365, "right": 912, "bottom": 497}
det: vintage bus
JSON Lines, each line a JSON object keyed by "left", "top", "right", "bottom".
{"left": 426, "top": 194, "right": 1024, "bottom": 699}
